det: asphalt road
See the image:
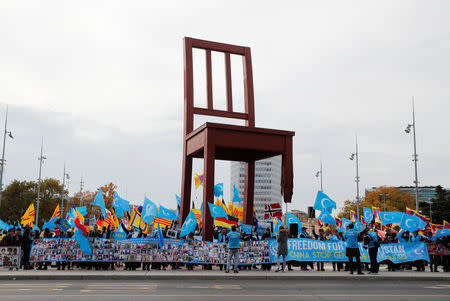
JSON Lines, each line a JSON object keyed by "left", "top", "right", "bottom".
{"left": 0, "top": 279, "right": 449, "bottom": 300}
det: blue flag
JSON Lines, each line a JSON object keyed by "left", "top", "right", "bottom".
{"left": 0, "top": 218, "right": 9, "bottom": 231}
{"left": 232, "top": 184, "right": 242, "bottom": 203}
{"left": 317, "top": 211, "right": 336, "bottom": 225}
{"left": 363, "top": 207, "right": 374, "bottom": 224}
{"left": 341, "top": 218, "right": 352, "bottom": 231}
{"left": 314, "top": 191, "right": 336, "bottom": 212}
{"left": 214, "top": 183, "right": 224, "bottom": 198}
{"left": 179, "top": 210, "right": 198, "bottom": 237}
{"left": 74, "top": 229, "right": 92, "bottom": 255}
{"left": 286, "top": 213, "right": 302, "bottom": 229}
{"left": 433, "top": 229, "right": 450, "bottom": 240}
{"left": 158, "top": 205, "right": 178, "bottom": 221}
{"left": 380, "top": 211, "right": 404, "bottom": 225}
{"left": 112, "top": 192, "right": 130, "bottom": 218}
{"left": 142, "top": 197, "right": 158, "bottom": 225}
{"left": 42, "top": 216, "right": 58, "bottom": 231}
{"left": 401, "top": 214, "right": 427, "bottom": 232}
{"left": 157, "top": 222, "right": 164, "bottom": 246}
{"left": 92, "top": 189, "right": 106, "bottom": 211}
{"left": 208, "top": 203, "right": 228, "bottom": 219}
{"left": 66, "top": 212, "right": 76, "bottom": 227}
{"left": 354, "top": 219, "right": 363, "bottom": 231}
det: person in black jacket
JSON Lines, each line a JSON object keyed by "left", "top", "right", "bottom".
{"left": 261, "top": 228, "right": 272, "bottom": 271}
{"left": 21, "top": 227, "right": 33, "bottom": 270}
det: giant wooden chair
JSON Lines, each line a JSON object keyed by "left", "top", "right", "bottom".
{"left": 180, "top": 37, "right": 295, "bottom": 241}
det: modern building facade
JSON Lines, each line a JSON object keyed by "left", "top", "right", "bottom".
{"left": 230, "top": 156, "right": 282, "bottom": 221}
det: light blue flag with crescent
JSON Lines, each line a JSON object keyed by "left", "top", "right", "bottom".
{"left": 286, "top": 213, "right": 302, "bottom": 229}
{"left": 92, "top": 189, "right": 106, "bottom": 212}
{"left": 380, "top": 212, "right": 404, "bottom": 225}
{"left": 74, "top": 228, "right": 92, "bottom": 255}
{"left": 363, "top": 207, "right": 373, "bottom": 224}
{"left": 42, "top": 216, "right": 58, "bottom": 231}
{"left": 433, "top": 229, "right": 450, "bottom": 240}
{"left": 341, "top": 218, "right": 352, "bottom": 231}
{"left": 354, "top": 219, "right": 363, "bottom": 231}
{"left": 142, "top": 197, "right": 158, "bottom": 225}
{"left": 318, "top": 211, "right": 336, "bottom": 225}
{"left": 208, "top": 203, "right": 228, "bottom": 219}
{"left": 112, "top": 192, "right": 130, "bottom": 218}
{"left": 232, "top": 184, "right": 242, "bottom": 203}
{"left": 214, "top": 183, "right": 224, "bottom": 198}
{"left": 76, "top": 206, "right": 87, "bottom": 216}
{"left": 66, "top": 212, "right": 76, "bottom": 227}
{"left": 401, "top": 214, "right": 427, "bottom": 232}
{"left": 158, "top": 205, "right": 178, "bottom": 221}
{"left": 314, "top": 191, "right": 336, "bottom": 212}
{"left": 179, "top": 210, "right": 198, "bottom": 237}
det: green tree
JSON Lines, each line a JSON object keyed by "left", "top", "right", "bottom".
{"left": 420, "top": 186, "right": 450, "bottom": 224}
{"left": 0, "top": 178, "right": 66, "bottom": 226}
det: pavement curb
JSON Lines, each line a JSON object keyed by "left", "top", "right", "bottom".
{"left": 1, "top": 274, "right": 449, "bottom": 281}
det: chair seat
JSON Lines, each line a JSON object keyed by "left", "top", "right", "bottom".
{"left": 186, "top": 122, "right": 295, "bottom": 162}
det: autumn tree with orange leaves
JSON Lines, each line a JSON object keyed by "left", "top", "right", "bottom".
{"left": 337, "top": 187, "right": 415, "bottom": 219}
{"left": 67, "top": 182, "right": 118, "bottom": 218}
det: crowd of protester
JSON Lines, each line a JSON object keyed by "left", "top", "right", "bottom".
{"left": 0, "top": 222, "right": 449, "bottom": 273}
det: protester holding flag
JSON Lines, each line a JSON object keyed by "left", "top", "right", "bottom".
{"left": 364, "top": 227, "right": 380, "bottom": 274}
{"left": 344, "top": 223, "right": 364, "bottom": 275}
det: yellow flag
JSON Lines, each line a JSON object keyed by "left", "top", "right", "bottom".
{"left": 111, "top": 210, "right": 120, "bottom": 229}
{"left": 50, "top": 204, "right": 60, "bottom": 220}
{"left": 228, "top": 203, "right": 243, "bottom": 221}
{"left": 21, "top": 203, "right": 36, "bottom": 226}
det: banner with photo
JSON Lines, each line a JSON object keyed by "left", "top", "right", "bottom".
{"left": 30, "top": 238, "right": 270, "bottom": 265}
{"left": 0, "top": 246, "right": 21, "bottom": 269}
{"left": 268, "top": 238, "right": 430, "bottom": 263}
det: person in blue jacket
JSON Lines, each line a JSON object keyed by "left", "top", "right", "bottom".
{"left": 364, "top": 228, "right": 380, "bottom": 274}
{"left": 225, "top": 225, "right": 241, "bottom": 273}
{"left": 344, "top": 223, "right": 364, "bottom": 275}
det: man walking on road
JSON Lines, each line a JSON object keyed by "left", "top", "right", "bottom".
{"left": 225, "top": 225, "right": 241, "bottom": 274}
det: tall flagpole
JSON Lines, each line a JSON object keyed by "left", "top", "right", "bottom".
{"left": 355, "top": 134, "right": 360, "bottom": 220}
{"left": 0, "top": 106, "right": 13, "bottom": 206}
{"left": 412, "top": 98, "right": 420, "bottom": 212}
{"left": 36, "top": 138, "right": 46, "bottom": 227}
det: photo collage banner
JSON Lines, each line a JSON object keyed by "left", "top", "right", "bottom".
{"left": 30, "top": 238, "right": 271, "bottom": 265}
{"left": 0, "top": 246, "right": 21, "bottom": 269}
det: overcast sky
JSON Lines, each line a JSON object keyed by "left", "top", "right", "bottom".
{"left": 0, "top": 1, "right": 449, "bottom": 213}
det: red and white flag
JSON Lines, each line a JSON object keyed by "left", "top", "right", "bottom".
{"left": 264, "top": 203, "right": 282, "bottom": 220}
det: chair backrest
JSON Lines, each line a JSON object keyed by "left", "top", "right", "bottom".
{"left": 183, "top": 37, "right": 255, "bottom": 136}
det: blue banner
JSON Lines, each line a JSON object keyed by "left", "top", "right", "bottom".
{"left": 268, "top": 238, "right": 430, "bottom": 263}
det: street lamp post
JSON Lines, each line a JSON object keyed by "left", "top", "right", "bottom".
{"left": 379, "top": 193, "right": 389, "bottom": 212}
{"left": 315, "top": 160, "right": 323, "bottom": 192}
{"left": 350, "top": 135, "right": 360, "bottom": 220}
{"left": 405, "top": 97, "right": 420, "bottom": 212}
{"left": 60, "top": 163, "right": 70, "bottom": 217}
{"left": 36, "top": 139, "right": 46, "bottom": 227}
{"left": 0, "top": 106, "right": 14, "bottom": 206}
